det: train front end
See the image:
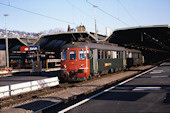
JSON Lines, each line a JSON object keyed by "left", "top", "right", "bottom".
{"left": 61, "top": 47, "right": 90, "bottom": 81}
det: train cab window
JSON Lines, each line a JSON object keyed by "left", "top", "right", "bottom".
{"left": 79, "top": 50, "right": 86, "bottom": 60}
{"left": 61, "top": 51, "right": 67, "bottom": 60}
{"left": 70, "top": 51, "right": 76, "bottom": 60}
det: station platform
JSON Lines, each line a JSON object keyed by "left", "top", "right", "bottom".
{"left": 0, "top": 74, "right": 50, "bottom": 87}
{"left": 0, "top": 65, "right": 154, "bottom": 113}
{"left": 0, "top": 68, "right": 61, "bottom": 86}
{"left": 0, "top": 69, "right": 60, "bottom": 98}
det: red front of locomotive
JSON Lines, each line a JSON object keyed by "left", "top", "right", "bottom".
{"left": 61, "top": 47, "right": 90, "bottom": 81}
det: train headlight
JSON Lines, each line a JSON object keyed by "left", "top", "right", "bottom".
{"left": 80, "top": 64, "right": 84, "bottom": 67}
{"left": 64, "top": 65, "right": 67, "bottom": 68}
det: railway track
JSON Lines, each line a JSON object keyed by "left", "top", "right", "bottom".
{"left": 0, "top": 74, "right": 104, "bottom": 109}
{"left": 0, "top": 82, "right": 69, "bottom": 108}
{"left": 0, "top": 70, "right": 123, "bottom": 109}
{"left": 0, "top": 65, "right": 154, "bottom": 112}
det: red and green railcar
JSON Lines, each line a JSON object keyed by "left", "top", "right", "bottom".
{"left": 61, "top": 42, "right": 143, "bottom": 81}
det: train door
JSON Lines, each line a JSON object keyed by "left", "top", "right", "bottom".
{"left": 123, "top": 51, "right": 127, "bottom": 68}
{"left": 93, "top": 49, "right": 98, "bottom": 75}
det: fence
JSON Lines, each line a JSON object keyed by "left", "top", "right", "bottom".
{"left": 0, "top": 77, "right": 59, "bottom": 98}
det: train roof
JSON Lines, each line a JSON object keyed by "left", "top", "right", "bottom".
{"left": 61, "top": 42, "right": 127, "bottom": 51}
{"left": 125, "top": 48, "right": 141, "bottom": 53}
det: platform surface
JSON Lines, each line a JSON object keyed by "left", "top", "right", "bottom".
{"left": 65, "top": 62, "right": 170, "bottom": 113}
{"left": 0, "top": 70, "right": 60, "bottom": 87}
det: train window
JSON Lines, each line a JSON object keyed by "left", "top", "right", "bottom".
{"left": 108, "top": 51, "right": 111, "bottom": 59}
{"left": 79, "top": 50, "right": 86, "bottom": 60}
{"left": 120, "top": 51, "right": 123, "bottom": 58}
{"left": 129, "top": 52, "right": 132, "bottom": 58}
{"left": 139, "top": 53, "right": 142, "bottom": 58}
{"left": 98, "top": 50, "right": 101, "bottom": 59}
{"left": 126, "top": 51, "right": 129, "bottom": 58}
{"left": 103, "top": 51, "right": 106, "bottom": 59}
{"left": 111, "top": 51, "right": 117, "bottom": 59}
{"left": 138, "top": 53, "right": 140, "bottom": 58}
{"left": 61, "top": 51, "right": 67, "bottom": 60}
{"left": 117, "top": 51, "right": 120, "bottom": 58}
{"left": 137, "top": 53, "right": 139, "bottom": 58}
{"left": 134, "top": 53, "right": 137, "bottom": 58}
{"left": 101, "top": 50, "right": 104, "bottom": 59}
{"left": 111, "top": 51, "right": 113, "bottom": 59}
{"left": 105, "top": 51, "right": 107, "bottom": 59}
{"left": 70, "top": 51, "right": 76, "bottom": 60}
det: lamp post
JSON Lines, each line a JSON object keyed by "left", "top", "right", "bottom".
{"left": 4, "top": 14, "right": 9, "bottom": 68}
{"left": 93, "top": 5, "right": 98, "bottom": 39}
{"left": 86, "top": 0, "right": 98, "bottom": 39}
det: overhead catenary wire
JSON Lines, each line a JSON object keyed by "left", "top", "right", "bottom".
{"left": 118, "top": 0, "right": 141, "bottom": 26}
{"left": 117, "top": 0, "right": 120, "bottom": 19}
{"left": 86, "top": 0, "right": 130, "bottom": 27}
{"left": 65, "top": 0, "right": 96, "bottom": 31}
{"left": 0, "top": 2, "right": 79, "bottom": 26}
{"left": 0, "top": 2, "right": 102, "bottom": 34}
{"left": 65, "top": 0, "right": 108, "bottom": 31}
{"left": 0, "top": 1, "right": 137, "bottom": 34}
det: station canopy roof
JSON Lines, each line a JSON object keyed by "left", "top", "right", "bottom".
{"left": 105, "top": 25, "right": 170, "bottom": 54}
{"left": 0, "top": 37, "right": 37, "bottom": 51}
{"left": 34, "top": 31, "right": 104, "bottom": 51}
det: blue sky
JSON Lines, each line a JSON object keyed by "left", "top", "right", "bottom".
{"left": 0, "top": 0, "right": 170, "bottom": 34}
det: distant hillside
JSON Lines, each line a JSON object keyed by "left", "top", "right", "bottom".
{"left": 0, "top": 29, "right": 39, "bottom": 38}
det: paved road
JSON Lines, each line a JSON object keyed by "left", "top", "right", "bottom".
{"left": 61, "top": 62, "right": 170, "bottom": 113}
